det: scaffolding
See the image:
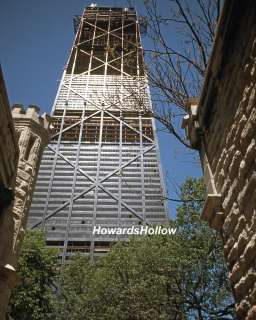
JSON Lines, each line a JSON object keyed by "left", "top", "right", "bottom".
{"left": 28, "top": 5, "right": 168, "bottom": 261}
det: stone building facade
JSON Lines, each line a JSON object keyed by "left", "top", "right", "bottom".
{"left": 0, "top": 66, "right": 19, "bottom": 320}
{"left": 0, "top": 68, "right": 51, "bottom": 319}
{"left": 11, "top": 105, "right": 51, "bottom": 265}
{"left": 182, "top": 1, "right": 256, "bottom": 319}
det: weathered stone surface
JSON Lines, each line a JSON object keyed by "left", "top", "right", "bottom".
{"left": 223, "top": 203, "right": 239, "bottom": 235}
{"left": 246, "top": 306, "right": 256, "bottom": 320}
{"left": 0, "top": 66, "right": 19, "bottom": 320}
{"left": 182, "top": 1, "right": 256, "bottom": 318}
{"left": 236, "top": 299, "right": 251, "bottom": 320}
{"left": 10, "top": 106, "right": 51, "bottom": 264}
{"left": 201, "top": 193, "right": 223, "bottom": 229}
{"left": 0, "top": 96, "right": 51, "bottom": 319}
{"left": 234, "top": 215, "right": 246, "bottom": 242}
{"left": 249, "top": 284, "right": 256, "bottom": 305}
{"left": 222, "top": 178, "right": 239, "bottom": 213}
{"left": 243, "top": 234, "right": 256, "bottom": 264}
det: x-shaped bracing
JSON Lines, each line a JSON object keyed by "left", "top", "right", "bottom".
{"left": 59, "top": 86, "right": 153, "bottom": 143}
{"left": 32, "top": 17, "right": 152, "bottom": 230}
{"left": 65, "top": 20, "right": 141, "bottom": 82}
{"left": 77, "top": 20, "right": 140, "bottom": 50}
{"left": 32, "top": 94, "right": 154, "bottom": 228}
{"left": 31, "top": 143, "right": 154, "bottom": 229}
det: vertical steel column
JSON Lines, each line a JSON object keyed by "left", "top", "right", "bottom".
{"left": 62, "top": 105, "right": 86, "bottom": 263}
{"left": 42, "top": 17, "right": 84, "bottom": 229}
{"left": 90, "top": 12, "right": 111, "bottom": 259}
{"left": 118, "top": 114, "right": 122, "bottom": 230}
{"left": 90, "top": 109, "right": 103, "bottom": 260}
{"left": 42, "top": 93, "right": 67, "bottom": 229}
{"left": 146, "top": 79, "right": 169, "bottom": 216}
{"left": 117, "top": 14, "right": 125, "bottom": 228}
{"left": 136, "top": 19, "right": 146, "bottom": 222}
{"left": 139, "top": 114, "right": 146, "bottom": 221}
{"left": 84, "top": 13, "right": 98, "bottom": 103}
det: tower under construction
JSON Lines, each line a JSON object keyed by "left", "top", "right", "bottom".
{"left": 28, "top": 4, "right": 168, "bottom": 260}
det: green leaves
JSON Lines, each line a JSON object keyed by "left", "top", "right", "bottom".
{"left": 9, "top": 178, "right": 235, "bottom": 320}
{"left": 55, "top": 178, "right": 234, "bottom": 320}
{"left": 8, "top": 231, "right": 58, "bottom": 320}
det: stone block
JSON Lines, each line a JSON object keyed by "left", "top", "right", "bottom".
{"left": 200, "top": 193, "right": 223, "bottom": 230}
{"left": 236, "top": 299, "right": 251, "bottom": 320}
{"left": 246, "top": 306, "right": 256, "bottom": 320}
{"left": 230, "top": 257, "right": 247, "bottom": 285}
{"left": 238, "top": 173, "right": 256, "bottom": 210}
{"left": 249, "top": 284, "right": 256, "bottom": 305}
{"left": 228, "top": 242, "right": 238, "bottom": 267}
{"left": 224, "top": 236, "right": 235, "bottom": 257}
{"left": 222, "top": 178, "right": 239, "bottom": 213}
{"left": 234, "top": 215, "right": 247, "bottom": 240}
{"left": 17, "top": 169, "right": 30, "bottom": 182}
{"left": 234, "top": 114, "right": 247, "bottom": 141}
{"left": 243, "top": 234, "right": 256, "bottom": 264}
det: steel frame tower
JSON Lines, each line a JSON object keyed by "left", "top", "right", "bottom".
{"left": 28, "top": 4, "right": 168, "bottom": 261}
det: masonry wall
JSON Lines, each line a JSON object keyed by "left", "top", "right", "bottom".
{"left": 197, "top": 2, "right": 256, "bottom": 319}
{"left": 0, "top": 101, "right": 51, "bottom": 320}
{"left": 11, "top": 106, "right": 51, "bottom": 264}
{"left": 0, "top": 67, "right": 19, "bottom": 320}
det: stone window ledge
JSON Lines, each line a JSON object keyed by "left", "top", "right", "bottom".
{"left": 201, "top": 193, "right": 224, "bottom": 231}
{"left": 0, "top": 263, "right": 19, "bottom": 288}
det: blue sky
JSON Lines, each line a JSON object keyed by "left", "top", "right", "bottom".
{"left": 0, "top": 0, "right": 202, "bottom": 218}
